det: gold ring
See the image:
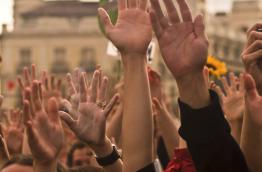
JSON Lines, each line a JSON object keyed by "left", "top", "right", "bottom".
{"left": 96, "top": 101, "right": 107, "bottom": 109}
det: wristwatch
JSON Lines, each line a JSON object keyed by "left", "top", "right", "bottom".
{"left": 96, "top": 145, "right": 121, "bottom": 166}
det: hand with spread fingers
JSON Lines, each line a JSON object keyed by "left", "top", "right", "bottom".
{"left": 98, "top": 0, "right": 152, "bottom": 57}
{"left": 60, "top": 70, "right": 119, "bottom": 148}
{"left": 22, "top": 81, "right": 64, "bottom": 171}
{"left": 211, "top": 73, "right": 245, "bottom": 122}
{"left": 3, "top": 109, "right": 24, "bottom": 155}
{"left": 211, "top": 73, "right": 245, "bottom": 143}
{"left": 241, "top": 23, "right": 262, "bottom": 94}
{"left": 149, "top": 0, "right": 208, "bottom": 80}
{"left": 17, "top": 64, "right": 37, "bottom": 97}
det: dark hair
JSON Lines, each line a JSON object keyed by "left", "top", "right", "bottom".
{"left": 67, "top": 142, "right": 87, "bottom": 168}
{"left": 1, "top": 154, "right": 67, "bottom": 172}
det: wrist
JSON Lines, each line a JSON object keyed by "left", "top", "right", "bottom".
{"left": 121, "top": 53, "right": 147, "bottom": 67}
{"left": 92, "top": 137, "right": 113, "bottom": 157}
{"left": 177, "top": 72, "right": 210, "bottom": 108}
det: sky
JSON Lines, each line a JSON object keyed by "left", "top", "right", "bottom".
{"left": 0, "top": 0, "right": 233, "bottom": 31}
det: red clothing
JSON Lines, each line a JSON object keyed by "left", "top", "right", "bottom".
{"left": 165, "top": 148, "right": 196, "bottom": 172}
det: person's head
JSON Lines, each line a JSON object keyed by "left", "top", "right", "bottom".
{"left": 1, "top": 155, "right": 66, "bottom": 172}
{"left": 1, "top": 155, "right": 33, "bottom": 172}
{"left": 67, "top": 142, "right": 98, "bottom": 168}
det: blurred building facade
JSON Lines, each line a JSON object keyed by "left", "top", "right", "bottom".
{"left": 207, "top": 0, "right": 262, "bottom": 73}
{"left": 0, "top": 0, "right": 119, "bottom": 106}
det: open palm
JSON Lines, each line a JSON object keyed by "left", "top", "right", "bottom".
{"left": 99, "top": 0, "right": 152, "bottom": 55}
{"left": 60, "top": 71, "right": 118, "bottom": 147}
{"left": 150, "top": 0, "right": 208, "bottom": 79}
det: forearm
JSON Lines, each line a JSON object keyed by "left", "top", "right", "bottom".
{"left": 177, "top": 72, "right": 210, "bottom": 109}
{"left": 160, "top": 117, "right": 179, "bottom": 158}
{"left": 241, "top": 113, "right": 262, "bottom": 172}
{"left": 122, "top": 55, "right": 153, "bottom": 171}
{"left": 93, "top": 138, "right": 122, "bottom": 172}
{"left": 229, "top": 119, "right": 243, "bottom": 144}
{"left": 106, "top": 106, "right": 123, "bottom": 145}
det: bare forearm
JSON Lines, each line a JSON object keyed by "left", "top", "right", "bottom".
{"left": 229, "top": 120, "right": 242, "bottom": 144}
{"left": 177, "top": 72, "right": 210, "bottom": 109}
{"left": 241, "top": 114, "right": 262, "bottom": 172}
{"left": 122, "top": 55, "right": 153, "bottom": 171}
{"left": 107, "top": 106, "right": 123, "bottom": 145}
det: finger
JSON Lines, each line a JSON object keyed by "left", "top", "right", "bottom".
{"left": 118, "top": 0, "right": 126, "bottom": 10}
{"left": 194, "top": 14, "right": 206, "bottom": 39}
{"left": 98, "top": 8, "right": 114, "bottom": 35}
{"left": 150, "top": 0, "right": 169, "bottom": 28}
{"left": 41, "top": 70, "right": 47, "bottom": 85}
{"left": 152, "top": 98, "right": 163, "bottom": 111}
{"left": 23, "top": 100, "right": 32, "bottom": 125}
{"left": 66, "top": 73, "right": 77, "bottom": 95}
{"left": 214, "top": 85, "right": 225, "bottom": 100}
{"left": 128, "top": 0, "right": 137, "bottom": 8}
{"left": 149, "top": 10, "right": 163, "bottom": 38}
{"left": 177, "top": 0, "right": 193, "bottom": 22}
{"left": 17, "top": 77, "right": 24, "bottom": 90}
{"left": 97, "top": 77, "right": 108, "bottom": 103}
{"left": 229, "top": 72, "right": 237, "bottom": 91}
{"left": 44, "top": 76, "right": 49, "bottom": 90}
{"left": 243, "top": 40, "right": 262, "bottom": 55}
{"left": 244, "top": 73, "right": 258, "bottom": 101}
{"left": 239, "top": 73, "right": 245, "bottom": 92}
{"left": 59, "top": 111, "right": 77, "bottom": 131}
{"left": 80, "top": 73, "right": 87, "bottom": 103}
{"left": 23, "top": 67, "right": 31, "bottom": 87}
{"left": 31, "top": 64, "right": 36, "bottom": 80}
{"left": 139, "top": 0, "right": 147, "bottom": 10}
{"left": 104, "top": 94, "right": 119, "bottom": 118}
{"left": 32, "top": 81, "right": 42, "bottom": 111}
{"left": 221, "top": 76, "right": 230, "bottom": 94}
{"left": 56, "top": 79, "right": 62, "bottom": 90}
{"left": 47, "top": 97, "right": 59, "bottom": 122}
{"left": 24, "top": 87, "right": 34, "bottom": 117}
{"left": 243, "top": 49, "right": 262, "bottom": 66}
{"left": 90, "top": 70, "right": 100, "bottom": 103}
{"left": 163, "top": 0, "right": 180, "bottom": 23}
{"left": 38, "top": 82, "right": 43, "bottom": 102}
{"left": 0, "top": 95, "right": 4, "bottom": 107}
{"left": 246, "top": 31, "right": 262, "bottom": 48}
{"left": 203, "top": 66, "right": 209, "bottom": 87}
{"left": 51, "top": 76, "right": 55, "bottom": 90}
{"left": 247, "top": 23, "right": 262, "bottom": 37}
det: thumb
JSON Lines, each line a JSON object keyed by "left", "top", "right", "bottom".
{"left": 194, "top": 14, "right": 206, "bottom": 39}
{"left": 98, "top": 8, "right": 114, "bottom": 35}
{"left": 59, "top": 111, "right": 77, "bottom": 131}
{"left": 244, "top": 73, "right": 258, "bottom": 101}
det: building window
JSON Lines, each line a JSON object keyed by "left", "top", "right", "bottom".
{"left": 16, "top": 48, "right": 32, "bottom": 74}
{"left": 51, "top": 48, "right": 69, "bottom": 74}
{"left": 79, "top": 48, "right": 96, "bottom": 73}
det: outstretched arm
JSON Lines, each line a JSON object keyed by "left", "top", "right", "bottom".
{"left": 99, "top": 0, "right": 154, "bottom": 171}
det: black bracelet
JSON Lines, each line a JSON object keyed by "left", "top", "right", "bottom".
{"left": 96, "top": 145, "right": 121, "bottom": 166}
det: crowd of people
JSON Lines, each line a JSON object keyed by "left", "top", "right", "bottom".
{"left": 0, "top": 0, "right": 261, "bottom": 171}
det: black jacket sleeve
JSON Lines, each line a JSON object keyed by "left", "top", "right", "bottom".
{"left": 178, "top": 90, "right": 250, "bottom": 172}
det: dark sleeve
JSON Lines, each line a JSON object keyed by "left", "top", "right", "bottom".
{"left": 157, "top": 137, "right": 170, "bottom": 169}
{"left": 178, "top": 90, "right": 250, "bottom": 172}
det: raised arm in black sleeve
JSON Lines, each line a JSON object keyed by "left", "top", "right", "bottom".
{"left": 178, "top": 90, "right": 250, "bottom": 172}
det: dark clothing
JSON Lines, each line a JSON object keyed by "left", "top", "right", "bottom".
{"left": 137, "top": 163, "right": 156, "bottom": 172}
{"left": 178, "top": 90, "right": 250, "bottom": 172}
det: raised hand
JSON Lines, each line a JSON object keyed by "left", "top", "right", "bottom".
{"left": 4, "top": 109, "right": 24, "bottom": 155}
{"left": 150, "top": 0, "right": 208, "bottom": 79}
{"left": 42, "top": 72, "right": 62, "bottom": 103}
{"left": 241, "top": 23, "right": 262, "bottom": 94}
{"left": 211, "top": 73, "right": 245, "bottom": 122}
{"left": 243, "top": 74, "right": 262, "bottom": 127}
{"left": 23, "top": 81, "right": 64, "bottom": 165}
{"left": 98, "top": 0, "right": 152, "bottom": 56}
{"left": 60, "top": 71, "right": 119, "bottom": 148}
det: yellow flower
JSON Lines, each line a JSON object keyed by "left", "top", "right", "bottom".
{"left": 206, "top": 56, "right": 227, "bottom": 78}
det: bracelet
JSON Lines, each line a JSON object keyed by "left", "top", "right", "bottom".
{"left": 96, "top": 145, "right": 121, "bottom": 166}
